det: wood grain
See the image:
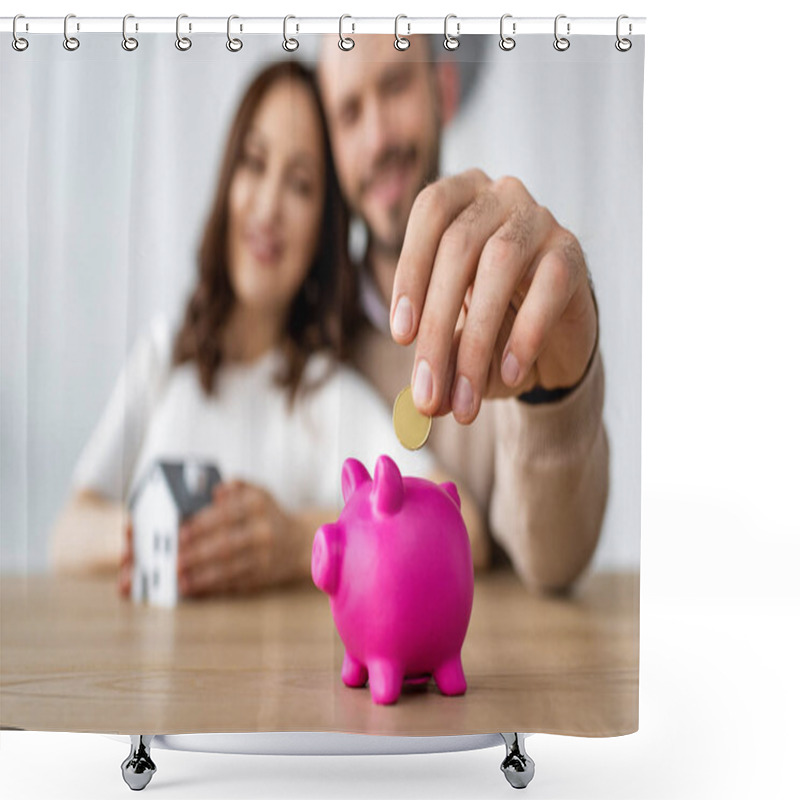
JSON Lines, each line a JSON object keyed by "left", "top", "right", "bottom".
{"left": 0, "top": 569, "right": 638, "bottom": 736}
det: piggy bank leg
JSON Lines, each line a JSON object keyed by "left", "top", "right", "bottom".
{"left": 367, "top": 658, "right": 404, "bottom": 705}
{"left": 433, "top": 654, "right": 467, "bottom": 696}
{"left": 341, "top": 650, "right": 368, "bottom": 688}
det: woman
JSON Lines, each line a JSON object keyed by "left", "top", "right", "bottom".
{"left": 49, "top": 61, "right": 485, "bottom": 597}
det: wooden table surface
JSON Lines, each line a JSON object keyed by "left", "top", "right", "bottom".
{"left": 0, "top": 569, "right": 638, "bottom": 737}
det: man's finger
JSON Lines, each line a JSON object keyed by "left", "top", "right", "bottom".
{"left": 500, "top": 250, "right": 576, "bottom": 390}
{"left": 411, "top": 185, "right": 514, "bottom": 415}
{"left": 391, "top": 169, "right": 490, "bottom": 345}
{"left": 450, "top": 207, "right": 539, "bottom": 423}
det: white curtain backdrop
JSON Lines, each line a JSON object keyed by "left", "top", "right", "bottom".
{"left": 1, "top": 33, "right": 643, "bottom": 572}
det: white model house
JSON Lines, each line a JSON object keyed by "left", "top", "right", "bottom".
{"left": 128, "top": 460, "right": 221, "bottom": 607}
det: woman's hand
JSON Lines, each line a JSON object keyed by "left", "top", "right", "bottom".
{"left": 118, "top": 517, "right": 134, "bottom": 597}
{"left": 176, "top": 480, "right": 304, "bottom": 597}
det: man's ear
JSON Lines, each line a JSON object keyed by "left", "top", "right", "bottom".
{"left": 436, "top": 60, "right": 460, "bottom": 128}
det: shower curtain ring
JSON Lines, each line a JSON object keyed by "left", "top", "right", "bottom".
{"left": 283, "top": 15, "right": 299, "bottom": 51}
{"left": 615, "top": 15, "right": 632, "bottom": 52}
{"left": 63, "top": 13, "right": 80, "bottom": 51}
{"left": 338, "top": 15, "right": 355, "bottom": 51}
{"left": 122, "top": 15, "right": 138, "bottom": 51}
{"left": 175, "top": 14, "right": 192, "bottom": 51}
{"left": 226, "top": 15, "right": 243, "bottom": 52}
{"left": 394, "top": 15, "right": 410, "bottom": 51}
{"left": 499, "top": 14, "right": 515, "bottom": 51}
{"left": 12, "top": 15, "right": 29, "bottom": 51}
{"left": 443, "top": 14, "right": 460, "bottom": 51}
{"left": 553, "top": 14, "right": 570, "bottom": 51}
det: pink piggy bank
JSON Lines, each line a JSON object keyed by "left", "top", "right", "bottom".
{"left": 311, "top": 454, "right": 474, "bottom": 705}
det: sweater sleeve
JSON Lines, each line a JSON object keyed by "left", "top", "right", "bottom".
{"left": 488, "top": 345, "right": 610, "bottom": 591}
{"left": 71, "top": 316, "right": 172, "bottom": 502}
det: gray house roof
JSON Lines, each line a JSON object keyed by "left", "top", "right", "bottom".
{"left": 129, "top": 460, "right": 222, "bottom": 521}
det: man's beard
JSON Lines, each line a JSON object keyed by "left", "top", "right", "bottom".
{"left": 358, "top": 139, "right": 440, "bottom": 259}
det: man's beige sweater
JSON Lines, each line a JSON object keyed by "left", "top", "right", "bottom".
{"left": 349, "top": 280, "right": 610, "bottom": 592}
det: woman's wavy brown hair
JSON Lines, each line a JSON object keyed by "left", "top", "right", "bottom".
{"left": 172, "top": 60, "right": 361, "bottom": 406}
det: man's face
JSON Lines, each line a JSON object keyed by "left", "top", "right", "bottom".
{"left": 318, "top": 36, "right": 442, "bottom": 257}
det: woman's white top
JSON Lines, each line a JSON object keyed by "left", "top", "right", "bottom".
{"left": 72, "top": 316, "right": 433, "bottom": 511}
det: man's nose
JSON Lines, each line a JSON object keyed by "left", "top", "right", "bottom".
{"left": 361, "top": 97, "right": 394, "bottom": 164}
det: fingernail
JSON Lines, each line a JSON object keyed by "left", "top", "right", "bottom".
{"left": 412, "top": 358, "right": 433, "bottom": 409}
{"left": 452, "top": 375, "right": 474, "bottom": 420}
{"left": 502, "top": 351, "right": 520, "bottom": 386}
{"left": 392, "top": 296, "right": 412, "bottom": 338}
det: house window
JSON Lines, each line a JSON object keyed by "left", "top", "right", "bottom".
{"left": 154, "top": 533, "right": 160, "bottom": 552}
{"left": 153, "top": 569, "right": 159, "bottom": 589}
{"left": 165, "top": 536, "right": 171, "bottom": 554}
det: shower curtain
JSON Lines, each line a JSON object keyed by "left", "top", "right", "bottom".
{"left": 1, "top": 20, "right": 643, "bottom": 746}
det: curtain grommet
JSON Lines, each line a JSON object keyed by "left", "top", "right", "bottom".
{"left": 443, "top": 14, "right": 460, "bottom": 51}
{"left": 394, "top": 15, "right": 411, "bottom": 51}
{"left": 615, "top": 15, "right": 632, "bottom": 51}
{"left": 226, "top": 15, "right": 243, "bottom": 52}
{"left": 122, "top": 14, "right": 139, "bottom": 52}
{"left": 175, "top": 14, "right": 192, "bottom": 51}
{"left": 553, "top": 14, "right": 570, "bottom": 52}
{"left": 12, "top": 14, "right": 29, "bottom": 51}
{"left": 339, "top": 14, "right": 355, "bottom": 51}
{"left": 63, "top": 13, "right": 80, "bottom": 51}
{"left": 282, "top": 15, "right": 299, "bottom": 52}
{"left": 499, "top": 14, "right": 516, "bottom": 51}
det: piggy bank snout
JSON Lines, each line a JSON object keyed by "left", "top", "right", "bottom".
{"left": 311, "top": 523, "right": 342, "bottom": 596}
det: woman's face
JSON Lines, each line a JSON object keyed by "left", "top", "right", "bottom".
{"left": 227, "top": 77, "right": 326, "bottom": 315}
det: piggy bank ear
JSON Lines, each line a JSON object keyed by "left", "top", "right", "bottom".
{"left": 440, "top": 481, "right": 461, "bottom": 510}
{"left": 371, "top": 455, "right": 404, "bottom": 516}
{"left": 341, "top": 458, "right": 371, "bottom": 504}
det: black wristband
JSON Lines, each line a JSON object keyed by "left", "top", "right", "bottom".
{"left": 516, "top": 383, "right": 577, "bottom": 405}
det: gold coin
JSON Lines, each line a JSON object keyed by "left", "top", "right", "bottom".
{"left": 393, "top": 385, "right": 432, "bottom": 450}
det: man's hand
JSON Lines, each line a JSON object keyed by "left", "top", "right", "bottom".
{"left": 390, "top": 169, "right": 598, "bottom": 424}
{"left": 173, "top": 480, "right": 303, "bottom": 597}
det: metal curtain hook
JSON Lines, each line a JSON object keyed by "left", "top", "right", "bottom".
{"left": 176, "top": 14, "right": 192, "bottom": 50}
{"left": 615, "top": 14, "right": 632, "bottom": 51}
{"left": 122, "top": 14, "right": 138, "bottom": 51}
{"left": 283, "top": 15, "right": 299, "bottom": 51}
{"left": 12, "top": 14, "right": 29, "bottom": 51}
{"left": 443, "top": 14, "right": 460, "bottom": 51}
{"left": 339, "top": 14, "right": 355, "bottom": 50}
{"left": 499, "top": 14, "right": 515, "bottom": 51}
{"left": 227, "top": 15, "right": 243, "bottom": 51}
{"left": 554, "top": 14, "right": 570, "bottom": 51}
{"left": 63, "top": 13, "right": 80, "bottom": 51}
{"left": 394, "top": 15, "right": 410, "bottom": 51}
